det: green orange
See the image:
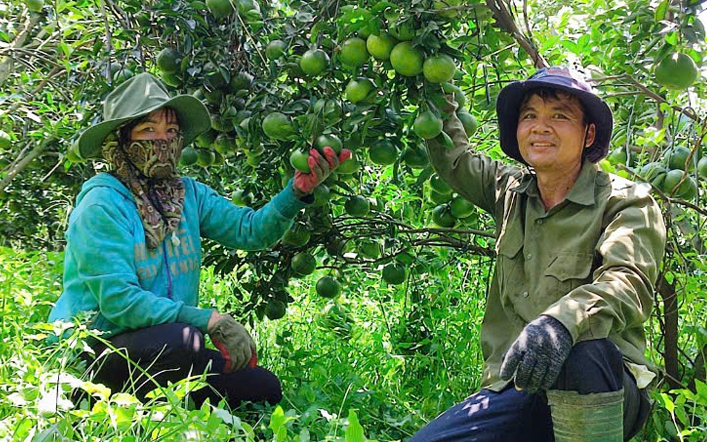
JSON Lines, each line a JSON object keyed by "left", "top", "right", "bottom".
{"left": 366, "top": 33, "right": 398, "bottom": 61}
{"left": 382, "top": 262, "right": 407, "bottom": 285}
{"left": 345, "top": 77, "right": 375, "bottom": 103}
{"left": 316, "top": 276, "right": 341, "bottom": 298}
{"left": 369, "top": 140, "right": 398, "bottom": 165}
{"left": 290, "top": 149, "right": 310, "bottom": 172}
{"left": 291, "top": 252, "right": 316, "bottom": 276}
{"left": 300, "top": 49, "right": 330, "bottom": 76}
{"left": 655, "top": 52, "right": 699, "bottom": 90}
{"left": 423, "top": 54, "right": 456, "bottom": 83}
{"left": 262, "top": 112, "right": 294, "bottom": 140}
{"left": 413, "top": 110, "right": 443, "bottom": 139}
{"left": 266, "top": 39, "right": 287, "bottom": 60}
{"left": 390, "top": 42, "right": 424, "bottom": 77}
{"left": 339, "top": 37, "right": 369, "bottom": 67}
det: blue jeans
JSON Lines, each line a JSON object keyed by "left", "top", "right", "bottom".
{"left": 82, "top": 322, "right": 282, "bottom": 408}
{"left": 409, "top": 339, "right": 650, "bottom": 442}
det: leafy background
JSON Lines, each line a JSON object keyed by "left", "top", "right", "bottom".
{"left": 1, "top": 0, "right": 706, "bottom": 440}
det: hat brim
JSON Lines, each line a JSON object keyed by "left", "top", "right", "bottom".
{"left": 497, "top": 79, "right": 613, "bottom": 164}
{"left": 77, "top": 94, "right": 211, "bottom": 159}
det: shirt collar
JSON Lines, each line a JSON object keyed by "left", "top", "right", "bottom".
{"left": 510, "top": 161, "right": 598, "bottom": 206}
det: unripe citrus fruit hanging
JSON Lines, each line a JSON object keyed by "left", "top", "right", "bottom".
{"left": 698, "top": 156, "right": 707, "bottom": 179}
{"left": 156, "top": 48, "right": 181, "bottom": 74}
{"left": 196, "top": 149, "right": 216, "bottom": 167}
{"left": 262, "top": 112, "right": 294, "bottom": 140}
{"left": 282, "top": 226, "right": 311, "bottom": 247}
{"left": 389, "top": 21, "right": 415, "bottom": 41}
{"left": 315, "top": 134, "right": 343, "bottom": 154}
{"left": 414, "top": 110, "right": 443, "bottom": 139}
{"left": 655, "top": 52, "right": 699, "bottom": 90}
{"left": 432, "top": 204, "right": 456, "bottom": 227}
{"left": 266, "top": 40, "right": 288, "bottom": 60}
{"left": 667, "top": 146, "right": 692, "bottom": 171}
{"left": 207, "top": 0, "right": 234, "bottom": 19}
{"left": 316, "top": 276, "right": 341, "bottom": 298}
{"left": 265, "top": 300, "right": 286, "bottom": 320}
{"left": 430, "top": 174, "right": 452, "bottom": 194}
{"left": 339, "top": 37, "right": 369, "bottom": 67}
{"left": 390, "top": 42, "right": 424, "bottom": 77}
{"left": 290, "top": 149, "right": 310, "bottom": 172}
{"left": 402, "top": 145, "right": 429, "bottom": 168}
{"left": 26, "top": 0, "right": 43, "bottom": 12}
{"left": 345, "top": 195, "right": 370, "bottom": 217}
{"left": 291, "top": 252, "right": 316, "bottom": 276}
{"left": 369, "top": 140, "right": 398, "bottom": 165}
{"left": 382, "top": 263, "right": 407, "bottom": 285}
{"left": 457, "top": 111, "right": 478, "bottom": 137}
{"left": 423, "top": 54, "right": 456, "bottom": 83}
{"left": 366, "top": 33, "right": 397, "bottom": 60}
{"left": 300, "top": 49, "right": 329, "bottom": 76}
{"left": 345, "top": 77, "right": 375, "bottom": 103}
{"left": 449, "top": 195, "right": 475, "bottom": 219}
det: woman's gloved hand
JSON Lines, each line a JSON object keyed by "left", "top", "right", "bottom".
{"left": 207, "top": 313, "right": 257, "bottom": 372}
{"left": 293, "top": 146, "right": 352, "bottom": 196}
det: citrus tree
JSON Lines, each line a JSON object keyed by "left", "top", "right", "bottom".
{"left": 2, "top": 0, "right": 707, "bottom": 439}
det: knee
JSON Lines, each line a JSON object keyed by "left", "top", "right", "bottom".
{"left": 260, "top": 369, "right": 283, "bottom": 405}
{"left": 555, "top": 339, "right": 624, "bottom": 393}
{"left": 153, "top": 323, "right": 206, "bottom": 362}
{"left": 563, "top": 339, "right": 623, "bottom": 373}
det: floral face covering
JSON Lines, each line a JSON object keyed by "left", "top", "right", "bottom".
{"left": 103, "top": 135, "right": 185, "bottom": 249}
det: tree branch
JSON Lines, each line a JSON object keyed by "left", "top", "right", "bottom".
{"left": 0, "top": 13, "right": 42, "bottom": 87}
{"left": 485, "top": 0, "right": 547, "bottom": 69}
{"left": 0, "top": 138, "right": 55, "bottom": 195}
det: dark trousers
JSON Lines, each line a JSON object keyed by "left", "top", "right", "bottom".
{"left": 409, "top": 339, "right": 651, "bottom": 442}
{"left": 81, "top": 323, "right": 282, "bottom": 409}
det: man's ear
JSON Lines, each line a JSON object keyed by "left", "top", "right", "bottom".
{"left": 584, "top": 123, "right": 596, "bottom": 147}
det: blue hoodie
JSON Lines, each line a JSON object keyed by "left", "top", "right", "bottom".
{"left": 49, "top": 173, "right": 307, "bottom": 337}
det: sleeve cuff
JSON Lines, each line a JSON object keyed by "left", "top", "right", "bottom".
{"left": 177, "top": 306, "right": 214, "bottom": 333}
{"left": 270, "top": 179, "right": 311, "bottom": 218}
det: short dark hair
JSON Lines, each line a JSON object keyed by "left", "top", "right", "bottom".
{"left": 519, "top": 87, "right": 589, "bottom": 126}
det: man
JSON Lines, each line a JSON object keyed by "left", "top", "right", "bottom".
{"left": 410, "top": 66, "right": 666, "bottom": 441}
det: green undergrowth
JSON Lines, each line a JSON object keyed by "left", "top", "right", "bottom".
{"left": 1, "top": 247, "right": 705, "bottom": 441}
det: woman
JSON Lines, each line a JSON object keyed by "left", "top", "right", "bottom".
{"left": 48, "top": 72, "right": 349, "bottom": 408}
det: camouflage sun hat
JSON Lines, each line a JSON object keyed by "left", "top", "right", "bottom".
{"left": 496, "top": 66, "right": 613, "bottom": 165}
{"left": 76, "top": 73, "right": 211, "bottom": 159}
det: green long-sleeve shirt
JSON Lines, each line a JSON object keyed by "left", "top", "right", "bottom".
{"left": 427, "top": 105, "right": 666, "bottom": 392}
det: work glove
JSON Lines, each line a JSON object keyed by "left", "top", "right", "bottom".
{"left": 208, "top": 314, "right": 257, "bottom": 372}
{"left": 293, "top": 146, "right": 352, "bottom": 196}
{"left": 500, "top": 315, "right": 573, "bottom": 393}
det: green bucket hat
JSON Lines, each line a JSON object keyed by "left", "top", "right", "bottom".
{"left": 77, "top": 73, "right": 212, "bottom": 159}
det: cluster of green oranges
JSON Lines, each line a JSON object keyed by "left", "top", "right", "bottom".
{"left": 607, "top": 145, "right": 706, "bottom": 200}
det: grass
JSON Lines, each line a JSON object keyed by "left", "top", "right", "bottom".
{"left": 0, "top": 246, "right": 705, "bottom": 441}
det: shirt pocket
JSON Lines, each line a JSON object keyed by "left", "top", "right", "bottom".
{"left": 543, "top": 252, "right": 595, "bottom": 296}
{"left": 496, "top": 230, "right": 524, "bottom": 295}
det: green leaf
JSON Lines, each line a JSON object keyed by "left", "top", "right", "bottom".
{"left": 345, "top": 410, "right": 366, "bottom": 442}
{"left": 655, "top": 0, "right": 669, "bottom": 22}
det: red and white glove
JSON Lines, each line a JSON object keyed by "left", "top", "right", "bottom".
{"left": 293, "top": 146, "right": 352, "bottom": 195}
{"left": 208, "top": 314, "right": 258, "bottom": 372}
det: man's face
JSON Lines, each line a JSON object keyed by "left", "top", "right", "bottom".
{"left": 516, "top": 92, "right": 596, "bottom": 175}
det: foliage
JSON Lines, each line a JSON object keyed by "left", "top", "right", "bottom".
{"left": 2, "top": 0, "right": 707, "bottom": 439}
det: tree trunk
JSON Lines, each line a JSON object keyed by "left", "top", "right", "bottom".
{"left": 657, "top": 273, "right": 681, "bottom": 389}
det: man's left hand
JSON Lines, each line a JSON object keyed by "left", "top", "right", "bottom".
{"left": 500, "top": 315, "right": 573, "bottom": 393}
{"left": 293, "top": 146, "right": 351, "bottom": 196}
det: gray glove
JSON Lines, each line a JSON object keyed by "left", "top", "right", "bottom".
{"left": 208, "top": 315, "right": 255, "bottom": 372}
{"left": 500, "top": 315, "right": 573, "bottom": 393}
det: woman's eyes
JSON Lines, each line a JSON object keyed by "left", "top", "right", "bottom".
{"left": 138, "top": 126, "right": 180, "bottom": 133}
